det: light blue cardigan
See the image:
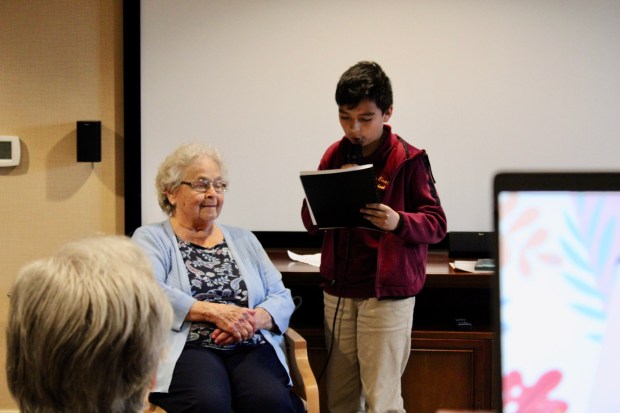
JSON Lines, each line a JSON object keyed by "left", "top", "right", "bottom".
{"left": 132, "top": 220, "right": 295, "bottom": 392}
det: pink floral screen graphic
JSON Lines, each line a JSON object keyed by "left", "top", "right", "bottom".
{"left": 498, "top": 192, "right": 620, "bottom": 413}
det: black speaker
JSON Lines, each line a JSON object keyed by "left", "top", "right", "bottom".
{"left": 448, "top": 231, "right": 494, "bottom": 259}
{"left": 77, "top": 121, "right": 101, "bottom": 162}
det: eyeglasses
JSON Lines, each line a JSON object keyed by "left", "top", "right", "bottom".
{"left": 180, "top": 178, "right": 228, "bottom": 194}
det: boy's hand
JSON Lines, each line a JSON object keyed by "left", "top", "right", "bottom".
{"left": 361, "top": 203, "right": 400, "bottom": 231}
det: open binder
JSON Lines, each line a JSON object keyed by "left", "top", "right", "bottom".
{"left": 300, "top": 164, "right": 379, "bottom": 230}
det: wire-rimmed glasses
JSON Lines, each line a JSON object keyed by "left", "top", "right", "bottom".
{"left": 180, "top": 178, "right": 228, "bottom": 194}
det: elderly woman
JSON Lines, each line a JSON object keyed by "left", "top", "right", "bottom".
{"left": 132, "top": 143, "right": 304, "bottom": 413}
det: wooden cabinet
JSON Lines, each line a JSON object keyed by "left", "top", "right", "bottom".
{"left": 269, "top": 249, "right": 497, "bottom": 413}
{"left": 406, "top": 331, "right": 494, "bottom": 413}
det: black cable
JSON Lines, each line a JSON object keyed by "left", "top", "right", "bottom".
{"left": 317, "top": 295, "right": 342, "bottom": 382}
{"left": 317, "top": 229, "right": 351, "bottom": 383}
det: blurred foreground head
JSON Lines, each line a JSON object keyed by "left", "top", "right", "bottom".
{"left": 6, "top": 235, "right": 172, "bottom": 413}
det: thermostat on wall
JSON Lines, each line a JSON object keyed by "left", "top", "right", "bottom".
{"left": 0, "top": 136, "right": 21, "bottom": 167}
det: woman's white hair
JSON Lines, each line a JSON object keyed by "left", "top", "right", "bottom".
{"left": 6, "top": 235, "right": 172, "bottom": 413}
{"left": 155, "top": 143, "right": 227, "bottom": 215}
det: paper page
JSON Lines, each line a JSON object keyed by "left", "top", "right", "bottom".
{"left": 287, "top": 250, "right": 321, "bottom": 267}
{"left": 299, "top": 163, "right": 373, "bottom": 176}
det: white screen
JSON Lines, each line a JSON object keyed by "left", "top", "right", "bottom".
{"left": 140, "top": 0, "right": 620, "bottom": 231}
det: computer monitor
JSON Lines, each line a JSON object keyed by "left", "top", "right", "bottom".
{"left": 494, "top": 172, "right": 620, "bottom": 413}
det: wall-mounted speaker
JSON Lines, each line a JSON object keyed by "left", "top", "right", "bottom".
{"left": 77, "top": 121, "right": 101, "bottom": 162}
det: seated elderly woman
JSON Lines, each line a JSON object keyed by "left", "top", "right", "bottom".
{"left": 132, "top": 143, "right": 304, "bottom": 413}
{"left": 6, "top": 236, "right": 172, "bottom": 413}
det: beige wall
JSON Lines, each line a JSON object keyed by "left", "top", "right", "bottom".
{"left": 0, "top": 0, "right": 123, "bottom": 409}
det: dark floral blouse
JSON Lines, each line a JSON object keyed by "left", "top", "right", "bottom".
{"left": 178, "top": 237, "right": 265, "bottom": 350}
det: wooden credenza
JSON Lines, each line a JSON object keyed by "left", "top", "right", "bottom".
{"left": 268, "top": 249, "right": 498, "bottom": 413}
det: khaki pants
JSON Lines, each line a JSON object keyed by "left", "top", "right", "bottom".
{"left": 323, "top": 291, "right": 415, "bottom": 413}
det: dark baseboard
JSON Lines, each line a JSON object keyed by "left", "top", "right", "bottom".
{"left": 252, "top": 231, "right": 323, "bottom": 249}
{"left": 253, "top": 230, "right": 449, "bottom": 250}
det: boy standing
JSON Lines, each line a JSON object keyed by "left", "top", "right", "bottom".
{"left": 301, "top": 61, "right": 447, "bottom": 413}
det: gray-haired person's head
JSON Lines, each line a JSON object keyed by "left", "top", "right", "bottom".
{"left": 6, "top": 235, "right": 172, "bottom": 413}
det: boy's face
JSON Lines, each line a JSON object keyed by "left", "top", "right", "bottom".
{"left": 338, "top": 99, "right": 392, "bottom": 154}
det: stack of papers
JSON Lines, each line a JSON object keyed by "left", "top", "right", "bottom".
{"left": 451, "top": 260, "right": 495, "bottom": 273}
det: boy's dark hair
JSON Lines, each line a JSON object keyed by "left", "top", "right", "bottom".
{"left": 335, "top": 61, "right": 393, "bottom": 114}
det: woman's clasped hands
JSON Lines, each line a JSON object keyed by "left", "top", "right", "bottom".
{"left": 190, "top": 300, "right": 273, "bottom": 346}
{"left": 211, "top": 304, "right": 256, "bottom": 345}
